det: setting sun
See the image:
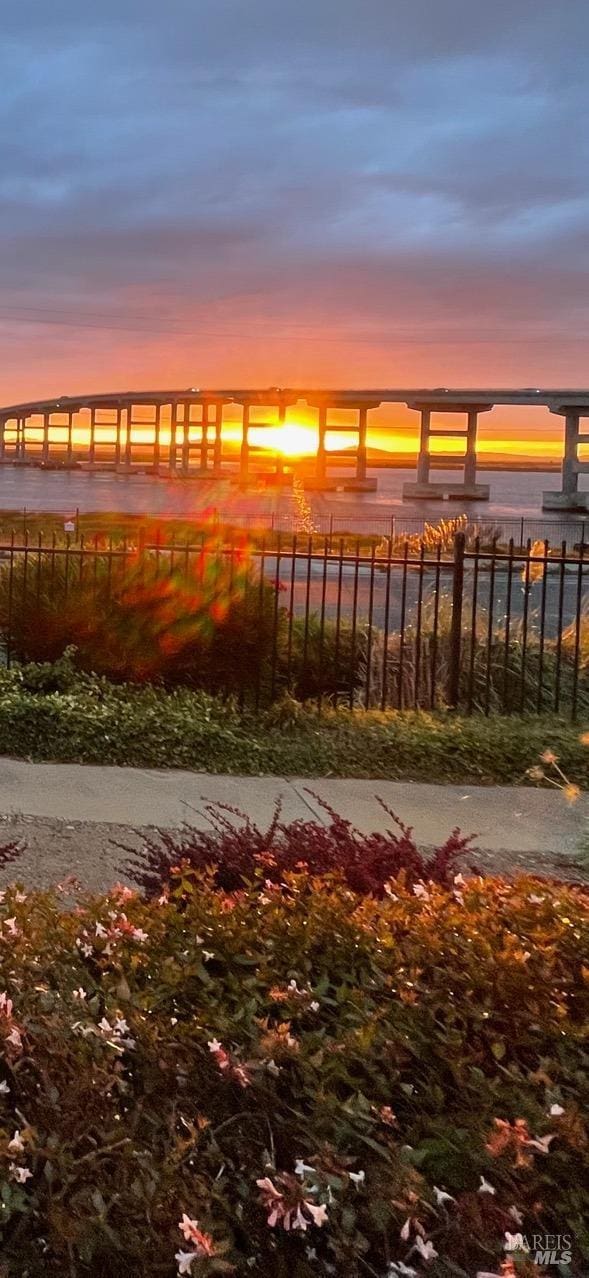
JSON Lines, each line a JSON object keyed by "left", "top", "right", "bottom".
{"left": 253, "top": 421, "right": 319, "bottom": 456}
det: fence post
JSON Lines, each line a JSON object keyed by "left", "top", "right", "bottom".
{"left": 448, "top": 532, "right": 466, "bottom": 708}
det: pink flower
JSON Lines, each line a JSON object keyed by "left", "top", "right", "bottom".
{"left": 6, "top": 1026, "right": 23, "bottom": 1052}
{"left": 110, "top": 883, "right": 136, "bottom": 903}
{"left": 0, "top": 992, "right": 13, "bottom": 1018}
{"left": 10, "top": 1163, "right": 32, "bottom": 1183}
{"left": 305, "top": 1202, "right": 328, "bottom": 1227}
{"left": 3, "top": 918, "right": 18, "bottom": 936}
{"left": 413, "top": 1237, "right": 437, "bottom": 1262}
{"left": 177, "top": 1215, "right": 216, "bottom": 1255}
{"left": 8, "top": 1130, "right": 25, "bottom": 1154}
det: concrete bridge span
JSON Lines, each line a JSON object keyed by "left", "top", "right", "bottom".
{"left": 0, "top": 387, "right": 588, "bottom": 510}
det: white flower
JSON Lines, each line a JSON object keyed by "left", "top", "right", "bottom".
{"left": 504, "top": 1231, "right": 529, "bottom": 1252}
{"left": 349, "top": 1169, "right": 365, "bottom": 1189}
{"left": 0, "top": 1080, "right": 10, "bottom": 1094}
{"left": 202, "top": 950, "right": 214, "bottom": 962}
{"left": 529, "top": 894, "right": 545, "bottom": 904}
{"left": 550, "top": 1103, "right": 564, "bottom": 1116}
{"left": 207, "top": 1039, "right": 222, "bottom": 1054}
{"left": 414, "top": 1237, "right": 437, "bottom": 1261}
{"left": 10, "top": 1163, "right": 32, "bottom": 1183}
{"left": 175, "top": 1250, "right": 196, "bottom": 1274}
{"left": 3, "top": 918, "right": 18, "bottom": 936}
{"left": 433, "top": 1185, "right": 455, "bottom": 1205}
{"left": 525, "top": 1132, "right": 555, "bottom": 1154}
{"left": 400, "top": 1217, "right": 412, "bottom": 1241}
{"left": 8, "top": 1130, "right": 25, "bottom": 1154}
{"left": 295, "top": 1159, "right": 316, "bottom": 1178}
{"left": 72, "top": 988, "right": 87, "bottom": 1001}
{"left": 309, "top": 1001, "right": 320, "bottom": 1012}
{"left": 6, "top": 1027, "right": 22, "bottom": 1050}
{"left": 388, "top": 1265, "right": 417, "bottom": 1277}
{"left": 453, "top": 873, "right": 466, "bottom": 887}
{"left": 412, "top": 883, "right": 430, "bottom": 900}
{"left": 131, "top": 927, "right": 148, "bottom": 943}
{"left": 14, "top": 891, "right": 27, "bottom": 904}
{"left": 508, "top": 1205, "right": 524, "bottom": 1225}
{"left": 478, "top": 1176, "right": 496, "bottom": 1195}
{"left": 95, "top": 922, "right": 108, "bottom": 938}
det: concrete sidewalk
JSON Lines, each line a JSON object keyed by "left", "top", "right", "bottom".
{"left": 0, "top": 756, "right": 585, "bottom": 852}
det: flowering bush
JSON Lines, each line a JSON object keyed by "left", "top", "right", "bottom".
{"left": 0, "top": 871, "right": 586, "bottom": 1275}
{"left": 127, "top": 797, "right": 477, "bottom": 898}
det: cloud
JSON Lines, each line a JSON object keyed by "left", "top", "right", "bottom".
{"left": 0, "top": 0, "right": 588, "bottom": 400}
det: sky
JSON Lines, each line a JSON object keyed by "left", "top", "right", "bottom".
{"left": 1, "top": 0, "right": 588, "bottom": 453}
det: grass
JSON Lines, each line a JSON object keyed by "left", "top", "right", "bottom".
{"left": 0, "top": 664, "right": 587, "bottom": 783}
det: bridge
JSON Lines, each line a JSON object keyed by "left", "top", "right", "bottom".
{"left": 1, "top": 386, "right": 589, "bottom": 510}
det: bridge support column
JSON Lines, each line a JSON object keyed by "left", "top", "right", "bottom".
{"left": 89, "top": 407, "right": 96, "bottom": 466}
{"left": 403, "top": 402, "right": 491, "bottom": 501}
{"left": 543, "top": 406, "right": 589, "bottom": 510}
{"left": 239, "top": 403, "right": 250, "bottom": 483}
{"left": 316, "top": 405, "right": 327, "bottom": 483}
{"left": 212, "top": 402, "right": 223, "bottom": 474}
{"left": 153, "top": 403, "right": 161, "bottom": 472}
{"left": 356, "top": 406, "right": 367, "bottom": 482}
{"left": 42, "top": 413, "right": 49, "bottom": 464}
{"left": 275, "top": 401, "right": 285, "bottom": 477}
{"left": 200, "top": 402, "right": 209, "bottom": 472}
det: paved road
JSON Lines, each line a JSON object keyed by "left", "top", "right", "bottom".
{"left": 0, "top": 759, "right": 585, "bottom": 891}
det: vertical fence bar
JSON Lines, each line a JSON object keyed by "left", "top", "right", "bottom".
{"left": 413, "top": 541, "right": 425, "bottom": 709}
{"left": 317, "top": 537, "right": 329, "bottom": 712}
{"left": 430, "top": 543, "right": 442, "bottom": 709}
{"left": 333, "top": 537, "right": 344, "bottom": 695}
{"left": 502, "top": 538, "right": 514, "bottom": 712}
{"left": 467, "top": 536, "right": 480, "bottom": 712}
{"left": 364, "top": 543, "right": 376, "bottom": 710}
{"left": 520, "top": 539, "right": 532, "bottom": 712}
{"left": 483, "top": 537, "right": 497, "bottom": 716}
{"left": 571, "top": 533, "right": 584, "bottom": 720}
{"left": 554, "top": 540, "right": 566, "bottom": 714}
{"left": 447, "top": 532, "right": 466, "bottom": 709}
{"left": 301, "top": 535, "right": 313, "bottom": 692}
{"left": 398, "top": 541, "right": 409, "bottom": 709}
{"left": 286, "top": 534, "right": 297, "bottom": 692}
{"left": 270, "top": 532, "right": 282, "bottom": 702}
{"left": 380, "top": 549, "right": 392, "bottom": 711}
{"left": 6, "top": 531, "right": 14, "bottom": 667}
{"left": 254, "top": 538, "right": 267, "bottom": 711}
{"left": 348, "top": 538, "right": 361, "bottom": 710}
{"left": 536, "top": 539, "right": 549, "bottom": 714}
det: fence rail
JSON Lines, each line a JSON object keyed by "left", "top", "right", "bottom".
{"left": 0, "top": 531, "right": 587, "bottom": 718}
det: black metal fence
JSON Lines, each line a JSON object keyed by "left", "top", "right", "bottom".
{"left": 0, "top": 531, "right": 587, "bottom": 718}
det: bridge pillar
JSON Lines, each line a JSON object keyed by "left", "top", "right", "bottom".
{"left": 403, "top": 402, "right": 491, "bottom": 501}
{"left": 200, "top": 402, "right": 209, "bottom": 472}
{"left": 543, "top": 406, "right": 589, "bottom": 510}
{"left": 239, "top": 402, "right": 250, "bottom": 483}
{"left": 307, "top": 400, "right": 377, "bottom": 490}
{"left": 316, "top": 405, "right": 327, "bottom": 483}
{"left": 212, "top": 402, "right": 223, "bottom": 474}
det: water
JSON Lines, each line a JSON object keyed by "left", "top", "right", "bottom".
{"left": 0, "top": 464, "right": 586, "bottom": 540}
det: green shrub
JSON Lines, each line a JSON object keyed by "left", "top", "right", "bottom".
{"left": 0, "top": 662, "right": 587, "bottom": 783}
{"left": 0, "top": 550, "right": 282, "bottom": 697}
{"left": 0, "top": 872, "right": 586, "bottom": 1275}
